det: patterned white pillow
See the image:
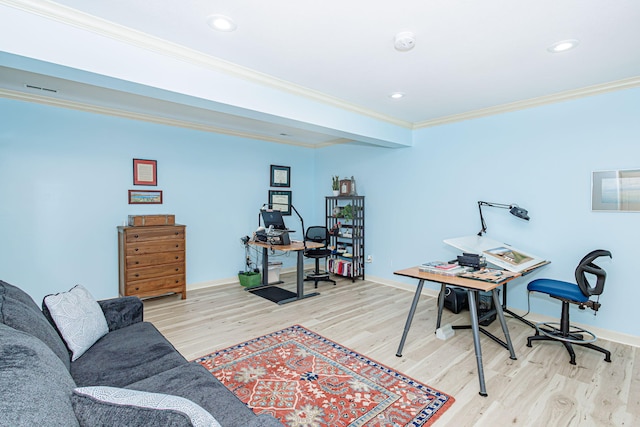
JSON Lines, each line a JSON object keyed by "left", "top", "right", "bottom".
{"left": 44, "top": 284, "right": 109, "bottom": 361}
{"left": 73, "top": 386, "right": 221, "bottom": 427}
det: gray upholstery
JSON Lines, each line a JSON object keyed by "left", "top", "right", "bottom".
{"left": 71, "top": 321, "right": 188, "bottom": 388}
{"left": 0, "top": 323, "right": 79, "bottom": 426}
{"left": 71, "top": 386, "right": 221, "bottom": 427}
{"left": 98, "top": 296, "right": 144, "bottom": 331}
{"left": 72, "top": 392, "right": 197, "bottom": 427}
{"left": 0, "top": 280, "right": 70, "bottom": 370}
{"left": 126, "top": 363, "right": 260, "bottom": 427}
{"left": 0, "top": 280, "right": 283, "bottom": 427}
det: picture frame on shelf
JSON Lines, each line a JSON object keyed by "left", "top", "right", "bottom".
{"left": 268, "top": 190, "right": 292, "bottom": 215}
{"left": 128, "top": 190, "right": 163, "bottom": 204}
{"left": 270, "top": 165, "right": 290, "bottom": 187}
{"left": 339, "top": 179, "right": 352, "bottom": 196}
{"left": 133, "top": 158, "right": 157, "bottom": 186}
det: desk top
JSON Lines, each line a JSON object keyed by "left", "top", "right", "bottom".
{"left": 394, "top": 266, "right": 521, "bottom": 292}
{"left": 249, "top": 240, "right": 323, "bottom": 252}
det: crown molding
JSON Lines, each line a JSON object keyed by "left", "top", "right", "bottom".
{"left": 414, "top": 76, "right": 640, "bottom": 129}
{"left": 2, "top": 0, "right": 412, "bottom": 129}
{"left": 0, "top": 87, "right": 323, "bottom": 148}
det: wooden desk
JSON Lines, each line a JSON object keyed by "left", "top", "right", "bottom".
{"left": 249, "top": 240, "right": 323, "bottom": 304}
{"left": 394, "top": 267, "right": 520, "bottom": 396}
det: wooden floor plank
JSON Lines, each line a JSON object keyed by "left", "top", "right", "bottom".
{"left": 143, "top": 273, "right": 636, "bottom": 426}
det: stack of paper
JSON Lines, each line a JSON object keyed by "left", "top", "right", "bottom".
{"left": 419, "top": 261, "right": 471, "bottom": 276}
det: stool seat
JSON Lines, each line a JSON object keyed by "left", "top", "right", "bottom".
{"left": 527, "top": 278, "right": 589, "bottom": 303}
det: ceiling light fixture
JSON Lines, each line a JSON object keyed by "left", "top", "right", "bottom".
{"left": 390, "top": 92, "right": 405, "bottom": 99}
{"left": 394, "top": 31, "right": 416, "bottom": 52}
{"left": 547, "top": 39, "right": 579, "bottom": 53}
{"left": 207, "top": 14, "right": 237, "bottom": 32}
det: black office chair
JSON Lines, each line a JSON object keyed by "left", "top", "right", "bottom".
{"left": 303, "top": 226, "right": 336, "bottom": 288}
{"left": 526, "top": 249, "right": 612, "bottom": 365}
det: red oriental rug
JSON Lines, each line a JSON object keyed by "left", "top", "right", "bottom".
{"left": 195, "top": 325, "right": 454, "bottom": 426}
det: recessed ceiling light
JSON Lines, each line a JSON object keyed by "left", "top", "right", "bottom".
{"left": 394, "top": 31, "right": 416, "bottom": 52}
{"left": 547, "top": 39, "right": 579, "bottom": 53}
{"left": 207, "top": 14, "right": 237, "bottom": 32}
{"left": 390, "top": 92, "right": 405, "bottom": 99}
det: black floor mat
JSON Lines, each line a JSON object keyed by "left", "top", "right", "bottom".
{"left": 249, "top": 286, "right": 297, "bottom": 304}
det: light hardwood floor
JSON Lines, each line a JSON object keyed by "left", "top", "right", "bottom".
{"left": 143, "top": 272, "right": 640, "bottom": 427}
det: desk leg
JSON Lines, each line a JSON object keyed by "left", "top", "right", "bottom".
{"left": 493, "top": 289, "right": 517, "bottom": 360}
{"left": 436, "top": 283, "right": 446, "bottom": 330}
{"left": 296, "top": 249, "right": 304, "bottom": 297}
{"left": 467, "top": 290, "right": 488, "bottom": 397}
{"left": 261, "top": 247, "right": 269, "bottom": 286}
{"left": 396, "top": 279, "right": 424, "bottom": 357}
{"left": 277, "top": 250, "right": 319, "bottom": 305}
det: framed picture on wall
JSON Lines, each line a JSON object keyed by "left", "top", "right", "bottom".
{"left": 270, "top": 165, "right": 290, "bottom": 187}
{"left": 268, "top": 190, "right": 292, "bottom": 215}
{"left": 133, "top": 159, "right": 157, "bottom": 186}
{"left": 129, "top": 190, "right": 163, "bottom": 204}
{"left": 592, "top": 169, "right": 640, "bottom": 211}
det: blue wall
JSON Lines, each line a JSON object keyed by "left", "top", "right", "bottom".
{"left": 1, "top": 86, "right": 639, "bottom": 338}
{"left": 315, "top": 87, "right": 640, "bottom": 337}
{"left": 0, "top": 99, "right": 314, "bottom": 302}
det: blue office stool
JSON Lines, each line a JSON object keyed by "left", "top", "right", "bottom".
{"left": 526, "top": 249, "right": 612, "bottom": 365}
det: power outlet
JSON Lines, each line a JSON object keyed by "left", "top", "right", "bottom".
{"left": 366, "top": 255, "right": 373, "bottom": 263}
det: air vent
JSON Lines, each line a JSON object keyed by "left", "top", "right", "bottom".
{"left": 24, "top": 84, "right": 58, "bottom": 93}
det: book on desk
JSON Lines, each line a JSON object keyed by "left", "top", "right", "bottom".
{"left": 419, "top": 261, "right": 472, "bottom": 276}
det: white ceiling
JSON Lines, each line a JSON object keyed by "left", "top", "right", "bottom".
{"left": 2, "top": 0, "right": 640, "bottom": 147}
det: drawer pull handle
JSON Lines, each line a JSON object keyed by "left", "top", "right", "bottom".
{"left": 175, "top": 268, "right": 179, "bottom": 271}
{"left": 134, "top": 234, "right": 139, "bottom": 238}
{"left": 134, "top": 274, "right": 139, "bottom": 277}
{"left": 135, "top": 261, "right": 139, "bottom": 265}
{"left": 175, "top": 244, "right": 179, "bottom": 248}
{"left": 175, "top": 256, "right": 179, "bottom": 259}
{"left": 135, "top": 287, "right": 139, "bottom": 291}
{"left": 134, "top": 248, "right": 139, "bottom": 252}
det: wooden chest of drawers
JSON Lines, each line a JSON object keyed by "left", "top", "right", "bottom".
{"left": 117, "top": 224, "right": 186, "bottom": 299}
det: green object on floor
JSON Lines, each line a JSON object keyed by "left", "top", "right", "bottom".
{"left": 238, "top": 272, "right": 261, "bottom": 287}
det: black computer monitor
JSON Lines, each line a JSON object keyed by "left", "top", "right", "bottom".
{"left": 261, "top": 210, "right": 288, "bottom": 230}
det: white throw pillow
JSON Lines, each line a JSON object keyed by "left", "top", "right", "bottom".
{"left": 44, "top": 284, "right": 109, "bottom": 361}
{"left": 73, "top": 386, "right": 221, "bottom": 427}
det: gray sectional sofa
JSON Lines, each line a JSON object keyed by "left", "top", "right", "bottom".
{"left": 0, "top": 280, "right": 282, "bottom": 427}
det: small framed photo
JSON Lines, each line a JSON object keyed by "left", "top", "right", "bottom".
{"left": 270, "top": 165, "right": 290, "bottom": 187}
{"left": 339, "top": 179, "right": 352, "bottom": 196}
{"left": 129, "top": 190, "right": 163, "bottom": 204}
{"left": 268, "top": 190, "right": 292, "bottom": 215}
{"left": 133, "top": 159, "right": 157, "bottom": 186}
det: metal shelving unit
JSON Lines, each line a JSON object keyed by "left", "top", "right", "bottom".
{"left": 325, "top": 196, "right": 365, "bottom": 282}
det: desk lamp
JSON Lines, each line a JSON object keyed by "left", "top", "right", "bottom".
{"left": 477, "top": 201, "right": 529, "bottom": 236}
